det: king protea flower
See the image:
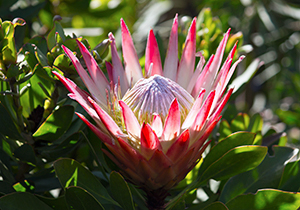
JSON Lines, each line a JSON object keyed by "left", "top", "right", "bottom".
{"left": 53, "top": 14, "right": 244, "bottom": 208}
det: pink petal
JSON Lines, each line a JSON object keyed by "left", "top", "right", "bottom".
{"left": 137, "top": 159, "right": 157, "bottom": 183}
{"left": 212, "top": 58, "right": 233, "bottom": 105}
{"left": 182, "top": 89, "right": 206, "bottom": 129}
{"left": 191, "top": 115, "right": 220, "bottom": 151}
{"left": 173, "top": 147, "right": 194, "bottom": 174}
{"left": 212, "top": 42, "right": 238, "bottom": 92}
{"left": 151, "top": 114, "right": 163, "bottom": 137}
{"left": 119, "top": 100, "right": 141, "bottom": 139}
{"left": 62, "top": 45, "right": 106, "bottom": 103}
{"left": 192, "top": 90, "right": 215, "bottom": 132}
{"left": 195, "top": 29, "right": 231, "bottom": 97}
{"left": 88, "top": 97, "right": 123, "bottom": 137}
{"left": 105, "top": 61, "right": 114, "bottom": 82}
{"left": 75, "top": 112, "right": 113, "bottom": 145}
{"left": 141, "top": 123, "right": 161, "bottom": 150}
{"left": 209, "top": 88, "right": 233, "bottom": 122}
{"left": 108, "top": 33, "right": 129, "bottom": 95}
{"left": 52, "top": 71, "right": 105, "bottom": 119}
{"left": 186, "top": 52, "right": 205, "bottom": 93}
{"left": 163, "top": 14, "right": 178, "bottom": 81}
{"left": 211, "top": 56, "right": 244, "bottom": 113}
{"left": 154, "top": 165, "right": 176, "bottom": 187}
{"left": 223, "top": 56, "right": 245, "bottom": 93}
{"left": 145, "top": 29, "right": 163, "bottom": 76}
{"left": 104, "top": 139, "right": 140, "bottom": 172}
{"left": 166, "top": 129, "right": 190, "bottom": 162}
{"left": 176, "top": 17, "right": 197, "bottom": 89}
{"left": 117, "top": 137, "right": 142, "bottom": 168}
{"left": 148, "top": 149, "right": 172, "bottom": 174}
{"left": 52, "top": 71, "right": 77, "bottom": 94}
{"left": 191, "top": 54, "right": 214, "bottom": 97}
{"left": 120, "top": 19, "right": 143, "bottom": 85}
{"left": 76, "top": 40, "right": 109, "bottom": 93}
{"left": 162, "top": 99, "right": 181, "bottom": 141}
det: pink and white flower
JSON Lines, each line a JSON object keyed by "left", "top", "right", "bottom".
{"left": 53, "top": 14, "right": 244, "bottom": 199}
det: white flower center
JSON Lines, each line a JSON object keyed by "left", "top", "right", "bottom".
{"left": 122, "top": 75, "right": 194, "bottom": 123}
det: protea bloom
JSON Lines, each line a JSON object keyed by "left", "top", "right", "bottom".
{"left": 53, "top": 14, "right": 244, "bottom": 208}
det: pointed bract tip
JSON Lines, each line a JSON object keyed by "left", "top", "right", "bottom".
{"left": 197, "top": 89, "right": 206, "bottom": 98}
{"left": 75, "top": 112, "right": 84, "bottom": 118}
{"left": 87, "top": 96, "right": 95, "bottom": 104}
{"left": 108, "top": 32, "right": 115, "bottom": 40}
{"left": 120, "top": 18, "right": 128, "bottom": 30}
{"left": 76, "top": 39, "right": 86, "bottom": 51}
{"left": 118, "top": 100, "right": 125, "bottom": 107}
{"left": 170, "top": 97, "right": 179, "bottom": 107}
{"left": 226, "top": 28, "right": 231, "bottom": 34}
{"left": 61, "top": 44, "right": 67, "bottom": 51}
{"left": 174, "top": 13, "right": 178, "bottom": 22}
{"left": 191, "top": 17, "right": 197, "bottom": 25}
{"left": 187, "top": 17, "right": 197, "bottom": 38}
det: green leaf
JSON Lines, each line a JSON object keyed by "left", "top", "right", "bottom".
{"left": 33, "top": 105, "right": 74, "bottom": 141}
{"left": 165, "top": 193, "right": 186, "bottom": 210}
{"left": 6, "top": 65, "right": 19, "bottom": 78}
{"left": 86, "top": 129, "right": 111, "bottom": 175}
{"left": 0, "top": 192, "right": 53, "bottom": 210}
{"left": 219, "top": 146, "right": 297, "bottom": 203}
{"left": 253, "top": 131, "right": 263, "bottom": 145}
{"left": 19, "top": 65, "right": 54, "bottom": 118}
{"left": 279, "top": 159, "right": 300, "bottom": 191}
{"left": 20, "top": 43, "right": 38, "bottom": 70}
{"left": 54, "top": 22, "right": 66, "bottom": 43}
{"left": 226, "top": 189, "right": 300, "bottom": 210}
{"left": 0, "top": 161, "right": 15, "bottom": 184}
{"left": 65, "top": 186, "right": 104, "bottom": 210}
{"left": 247, "top": 113, "right": 263, "bottom": 133}
{"left": 53, "top": 54, "right": 75, "bottom": 72}
{"left": 199, "top": 131, "right": 256, "bottom": 177}
{"left": 166, "top": 198, "right": 186, "bottom": 210}
{"left": 230, "top": 113, "right": 250, "bottom": 132}
{"left": 53, "top": 158, "right": 118, "bottom": 206}
{"left": 198, "top": 146, "right": 267, "bottom": 184}
{"left": 13, "top": 180, "right": 35, "bottom": 192}
{"left": 13, "top": 143, "right": 36, "bottom": 165}
{"left": 36, "top": 194, "right": 70, "bottom": 210}
{"left": 47, "top": 21, "right": 66, "bottom": 50}
{"left": 202, "top": 201, "right": 228, "bottom": 210}
{"left": 218, "top": 120, "right": 232, "bottom": 139}
{"left": 0, "top": 146, "right": 15, "bottom": 183}
{"left": 110, "top": 171, "right": 134, "bottom": 210}
{"left": 35, "top": 46, "right": 49, "bottom": 67}
{"left": 0, "top": 180, "right": 15, "bottom": 194}
{"left": 39, "top": 132, "right": 81, "bottom": 161}
{"left": 0, "top": 101, "right": 22, "bottom": 140}
{"left": 12, "top": 18, "right": 26, "bottom": 27}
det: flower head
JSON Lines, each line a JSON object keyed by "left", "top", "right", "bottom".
{"left": 53, "top": 14, "right": 244, "bottom": 201}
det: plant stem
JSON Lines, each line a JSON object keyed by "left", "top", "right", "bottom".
{"left": 145, "top": 189, "right": 169, "bottom": 210}
{"left": 8, "top": 77, "right": 24, "bottom": 132}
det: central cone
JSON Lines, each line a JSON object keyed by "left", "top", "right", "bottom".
{"left": 122, "top": 75, "right": 194, "bottom": 123}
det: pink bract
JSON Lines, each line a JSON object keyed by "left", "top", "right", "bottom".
{"left": 53, "top": 14, "right": 244, "bottom": 196}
